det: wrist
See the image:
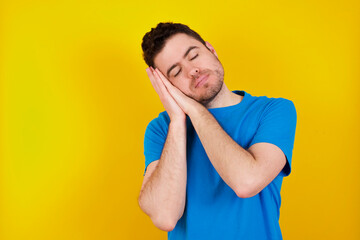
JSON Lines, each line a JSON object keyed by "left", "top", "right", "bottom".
{"left": 169, "top": 117, "right": 186, "bottom": 127}
{"left": 188, "top": 102, "right": 207, "bottom": 120}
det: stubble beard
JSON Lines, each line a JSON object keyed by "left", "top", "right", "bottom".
{"left": 188, "top": 62, "right": 225, "bottom": 106}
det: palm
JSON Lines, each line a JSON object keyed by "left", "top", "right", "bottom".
{"left": 146, "top": 67, "right": 185, "bottom": 121}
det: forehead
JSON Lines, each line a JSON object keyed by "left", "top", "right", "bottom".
{"left": 154, "top": 33, "right": 203, "bottom": 70}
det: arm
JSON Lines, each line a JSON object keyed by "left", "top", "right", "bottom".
{"left": 155, "top": 68, "right": 288, "bottom": 198}
{"left": 138, "top": 67, "right": 187, "bottom": 232}
{"left": 138, "top": 119, "right": 187, "bottom": 232}
{"left": 188, "top": 105, "right": 286, "bottom": 198}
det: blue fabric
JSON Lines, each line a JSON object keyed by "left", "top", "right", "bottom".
{"left": 143, "top": 90, "right": 297, "bottom": 240}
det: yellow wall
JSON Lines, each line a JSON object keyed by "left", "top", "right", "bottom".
{"left": 1, "top": 0, "right": 359, "bottom": 239}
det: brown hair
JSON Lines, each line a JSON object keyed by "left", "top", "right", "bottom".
{"left": 141, "top": 22, "right": 207, "bottom": 67}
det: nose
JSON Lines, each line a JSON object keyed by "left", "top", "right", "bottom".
{"left": 188, "top": 66, "right": 200, "bottom": 79}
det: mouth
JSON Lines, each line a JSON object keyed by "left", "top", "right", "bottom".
{"left": 195, "top": 74, "right": 209, "bottom": 88}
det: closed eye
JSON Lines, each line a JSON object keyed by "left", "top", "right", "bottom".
{"left": 190, "top": 54, "right": 198, "bottom": 60}
{"left": 174, "top": 69, "right": 181, "bottom": 77}
{"left": 174, "top": 54, "right": 199, "bottom": 77}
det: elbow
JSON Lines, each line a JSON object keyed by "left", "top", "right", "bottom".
{"left": 138, "top": 197, "right": 178, "bottom": 232}
{"left": 152, "top": 215, "right": 177, "bottom": 232}
{"left": 235, "top": 188, "right": 257, "bottom": 198}
{"left": 234, "top": 181, "right": 260, "bottom": 199}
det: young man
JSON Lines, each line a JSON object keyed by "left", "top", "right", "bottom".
{"left": 138, "top": 22, "right": 297, "bottom": 239}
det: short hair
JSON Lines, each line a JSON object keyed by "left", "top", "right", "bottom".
{"left": 141, "top": 22, "right": 207, "bottom": 67}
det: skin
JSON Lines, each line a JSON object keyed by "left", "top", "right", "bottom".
{"left": 152, "top": 33, "right": 241, "bottom": 111}
{"left": 138, "top": 33, "right": 287, "bottom": 232}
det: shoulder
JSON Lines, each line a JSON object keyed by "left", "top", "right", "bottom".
{"left": 245, "top": 92, "right": 296, "bottom": 114}
{"left": 145, "top": 111, "right": 170, "bottom": 137}
{"left": 264, "top": 97, "right": 296, "bottom": 115}
{"left": 246, "top": 91, "right": 293, "bottom": 105}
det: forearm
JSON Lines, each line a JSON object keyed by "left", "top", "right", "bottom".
{"left": 139, "top": 119, "right": 187, "bottom": 230}
{"left": 188, "top": 105, "right": 257, "bottom": 197}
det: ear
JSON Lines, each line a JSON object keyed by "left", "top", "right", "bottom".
{"left": 205, "top": 41, "right": 218, "bottom": 58}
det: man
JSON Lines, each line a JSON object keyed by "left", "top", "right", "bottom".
{"left": 138, "top": 22, "right": 297, "bottom": 239}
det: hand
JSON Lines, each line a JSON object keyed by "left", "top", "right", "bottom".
{"left": 153, "top": 68, "right": 203, "bottom": 117}
{"left": 146, "top": 67, "right": 186, "bottom": 122}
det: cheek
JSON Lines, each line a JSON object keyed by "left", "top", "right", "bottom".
{"left": 172, "top": 79, "right": 191, "bottom": 93}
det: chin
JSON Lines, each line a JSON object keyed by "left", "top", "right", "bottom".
{"left": 196, "top": 80, "right": 224, "bottom": 105}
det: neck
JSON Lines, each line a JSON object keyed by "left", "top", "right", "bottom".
{"left": 205, "top": 83, "right": 243, "bottom": 109}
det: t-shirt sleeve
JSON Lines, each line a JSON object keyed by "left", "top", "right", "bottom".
{"left": 249, "top": 98, "right": 297, "bottom": 177}
{"left": 143, "top": 114, "right": 169, "bottom": 176}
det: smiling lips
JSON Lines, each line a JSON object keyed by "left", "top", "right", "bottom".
{"left": 195, "top": 74, "right": 209, "bottom": 88}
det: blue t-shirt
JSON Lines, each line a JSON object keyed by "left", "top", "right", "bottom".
{"left": 143, "top": 90, "right": 297, "bottom": 240}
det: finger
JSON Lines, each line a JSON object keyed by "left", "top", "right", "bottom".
{"left": 146, "top": 67, "right": 162, "bottom": 95}
{"left": 146, "top": 67, "right": 155, "bottom": 83}
{"left": 154, "top": 68, "right": 177, "bottom": 93}
{"left": 154, "top": 68, "right": 172, "bottom": 86}
{"left": 149, "top": 68, "right": 177, "bottom": 107}
{"left": 153, "top": 68, "right": 172, "bottom": 97}
{"left": 155, "top": 68, "right": 184, "bottom": 98}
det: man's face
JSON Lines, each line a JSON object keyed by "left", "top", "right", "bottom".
{"left": 153, "top": 33, "right": 224, "bottom": 105}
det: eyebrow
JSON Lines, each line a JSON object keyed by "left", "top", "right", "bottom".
{"left": 166, "top": 46, "right": 199, "bottom": 78}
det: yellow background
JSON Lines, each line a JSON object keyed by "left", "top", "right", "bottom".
{"left": 1, "top": 0, "right": 359, "bottom": 239}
